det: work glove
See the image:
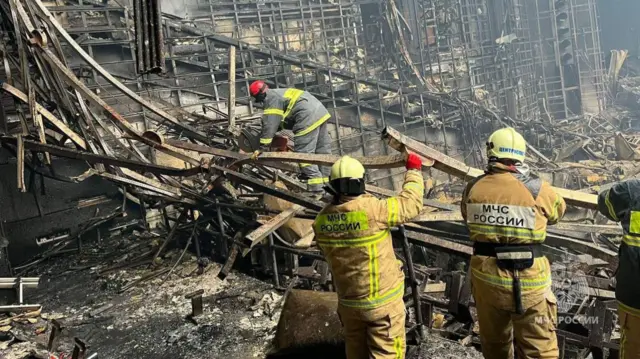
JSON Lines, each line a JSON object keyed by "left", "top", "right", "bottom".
{"left": 406, "top": 153, "right": 422, "bottom": 171}
{"left": 251, "top": 150, "right": 261, "bottom": 161}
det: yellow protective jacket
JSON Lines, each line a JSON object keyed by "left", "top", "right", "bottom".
{"left": 313, "top": 170, "right": 424, "bottom": 310}
{"left": 461, "top": 163, "right": 566, "bottom": 310}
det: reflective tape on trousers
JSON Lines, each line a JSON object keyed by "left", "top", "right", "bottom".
{"left": 339, "top": 282, "right": 404, "bottom": 309}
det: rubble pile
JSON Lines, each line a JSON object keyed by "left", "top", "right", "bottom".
{"left": 0, "top": 0, "right": 637, "bottom": 358}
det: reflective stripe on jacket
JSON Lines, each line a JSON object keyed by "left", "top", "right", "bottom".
{"left": 259, "top": 88, "right": 330, "bottom": 148}
{"left": 598, "top": 180, "right": 640, "bottom": 313}
{"left": 313, "top": 170, "right": 424, "bottom": 309}
{"left": 461, "top": 163, "right": 566, "bottom": 310}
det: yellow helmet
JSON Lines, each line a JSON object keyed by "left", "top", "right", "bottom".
{"left": 486, "top": 127, "right": 526, "bottom": 162}
{"left": 328, "top": 156, "right": 365, "bottom": 195}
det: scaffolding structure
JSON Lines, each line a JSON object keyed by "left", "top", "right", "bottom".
{"left": 529, "top": 0, "right": 605, "bottom": 120}
{"left": 40, "top": 0, "right": 606, "bottom": 188}
{"left": 396, "top": 0, "right": 539, "bottom": 123}
{"left": 50, "top": 0, "right": 482, "bottom": 189}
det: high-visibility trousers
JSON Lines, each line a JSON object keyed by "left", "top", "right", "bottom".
{"left": 294, "top": 122, "right": 331, "bottom": 192}
{"left": 337, "top": 298, "right": 406, "bottom": 359}
{"left": 473, "top": 282, "right": 558, "bottom": 359}
{"left": 619, "top": 305, "right": 640, "bottom": 359}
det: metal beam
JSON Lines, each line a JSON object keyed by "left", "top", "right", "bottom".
{"left": 34, "top": 45, "right": 200, "bottom": 166}
{"left": 33, "top": 0, "right": 210, "bottom": 144}
{"left": 208, "top": 164, "right": 324, "bottom": 211}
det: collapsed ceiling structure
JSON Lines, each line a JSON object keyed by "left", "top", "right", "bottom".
{"left": 0, "top": 0, "right": 637, "bottom": 357}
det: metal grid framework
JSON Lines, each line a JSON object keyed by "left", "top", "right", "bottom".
{"left": 186, "top": 0, "right": 377, "bottom": 75}
{"left": 397, "top": 0, "right": 539, "bottom": 122}
{"left": 43, "top": 0, "right": 605, "bottom": 189}
{"left": 528, "top": 0, "right": 605, "bottom": 120}
{"left": 50, "top": 0, "right": 473, "bottom": 190}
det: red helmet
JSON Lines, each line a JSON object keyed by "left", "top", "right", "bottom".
{"left": 249, "top": 80, "right": 268, "bottom": 97}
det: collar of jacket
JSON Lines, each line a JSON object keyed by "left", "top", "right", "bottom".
{"left": 486, "top": 161, "right": 532, "bottom": 182}
{"left": 485, "top": 161, "right": 517, "bottom": 174}
{"left": 333, "top": 194, "right": 368, "bottom": 205}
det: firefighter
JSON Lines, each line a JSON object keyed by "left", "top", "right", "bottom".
{"left": 249, "top": 80, "right": 332, "bottom": 195}
{"left": 461, "top": 127, "right": 566, "bottom": 359}
{"left": 312, "top": 154, "right": 424, "bottom": 359}
{"left": 597, "top": 181, "right": 640, "bottom": 359}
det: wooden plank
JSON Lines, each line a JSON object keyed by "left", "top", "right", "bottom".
{"left": 405, "top": 227, "right": 473, "bottom": 256}
{"left": 407, "top": 219, "right": 617, "bottom": 263}
{"left": 34, "top": 113, "right": 51, "bottom": 164}
{"left": 243, "top": 205, "right": 305, "bottom": 255}
{"left": 589, "top": 287, "right": 615, "bottom": 299}
{"left": 414, "top": 211, "right": 463, "bottom": 222}
{"left": 167, "top": 138, "right": 408, "bottom": 170}
{"left": 585, "top": 275, "right": 613, "bottom": 290}
{"left": 424, "top": 281, "right": 446, "bottom": 293}
{"left": 1, "top": 137, "right": 203, "bottom": 177}
{"left": 120, "top": 168, "right": 182, "bottom": 196}
{"left": 383, "top": 126, "right": 598, "bottom": 209}
{"left": 413, "top": 211, "right": 623, "bottom": 235}
{"left": 544, "top": 235, "right": 617, "bottom": 264}
{"left": 1, "top": 83, "right": 87, "bottom": 149}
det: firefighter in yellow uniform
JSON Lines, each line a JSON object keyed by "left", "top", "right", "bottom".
{"left": 313, "top": 154, "right": 424, "bottom": 359}
{"left": 597, "top": 181, "right": 640, "bottom": 359}
{"left": 461, "top": 127, "right": 566, "bottom": 359}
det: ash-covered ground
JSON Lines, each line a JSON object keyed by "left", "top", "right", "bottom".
{"left": 0, "top": 233, "right": 484, "bottom": 359}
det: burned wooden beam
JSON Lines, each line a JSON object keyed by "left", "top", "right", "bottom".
{"left": 414, "top": 211, "right": 623, "bottom": 235}
{"left": 1, "top": 83, "right": 87, "bottom": 149}
{"left": 0, "top": 137, "right": 203, "bottom": 177}
{"left": 243, "top": 205, "right": 305, "bottom": 255}
{"left": 382, "top": 126, "right": 598, "bottom": 210}
{"left": 413, "top": 219, "right": 618, "bottom": 264}
{"left": 168, "top": 138, "right": 408, "bottom": 170}
{"left": 404, "top": 225, "right": 473, "bottom": 256}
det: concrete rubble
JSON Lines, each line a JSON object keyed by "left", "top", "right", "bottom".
{"left": 0, "top": 0, "right": 637, "bottom": 358}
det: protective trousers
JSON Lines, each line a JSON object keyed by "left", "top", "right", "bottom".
{"left": 295, "top": 122, "right": 331, "bottom": 192}
{"left": 619, "top": 306, "right": 640, "bottom": 359}
{"left": 473, "top": 283, "right": 559, "bottom": 359}
{"left": 337, "top": 298, "right": 406, "bottom": 359}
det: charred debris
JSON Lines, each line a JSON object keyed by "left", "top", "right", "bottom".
{"left": 0, "top": 0, "right": 636, "bottom": 358}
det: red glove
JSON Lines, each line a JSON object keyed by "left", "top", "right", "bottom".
{"left": 406, "top": 153, "right": 422, "bottom": 170}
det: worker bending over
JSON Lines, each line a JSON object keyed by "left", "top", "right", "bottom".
{"left": 597, "top": 181, "right": 640, "bottom": 359}
{"left": 312, "top": 154, "right": 424, "bottom": 359}
{"left": 249, "top": 80, "right": 331, "bottom": 195}
{"left": 461, "top": 127, "right": 566, "bottom": 359}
